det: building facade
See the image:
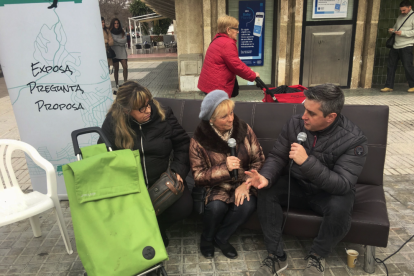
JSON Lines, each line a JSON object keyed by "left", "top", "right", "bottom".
{"left": 145, "top": 0, "right": 383, "bottom": 91}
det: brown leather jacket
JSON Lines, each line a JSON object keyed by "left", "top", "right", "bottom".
{"left": 189, "top": 115, "right": 265, "bottom": 204}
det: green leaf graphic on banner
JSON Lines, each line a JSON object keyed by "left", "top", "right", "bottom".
{"left": 0, "top": 0, "right": 82, "bottom": 7}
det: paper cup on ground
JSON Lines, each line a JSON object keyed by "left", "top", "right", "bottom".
{"left": 346, "top": 249, "right": 359, "bottom": 268}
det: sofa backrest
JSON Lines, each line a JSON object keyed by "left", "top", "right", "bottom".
{"left": 156, "top": 98, "right": 389, "bottom": 187}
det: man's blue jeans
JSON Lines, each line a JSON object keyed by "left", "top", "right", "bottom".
{"left": 257, "top": 175, "right": 354, "bottom": 258}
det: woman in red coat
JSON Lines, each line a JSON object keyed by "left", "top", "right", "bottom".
{"left": 198, "top": 15, "right": 259, "bottom": 98}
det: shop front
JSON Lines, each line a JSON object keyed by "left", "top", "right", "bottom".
{"left": 147, "top": 0, "right": 380, "bottom": 91}
{"left": 224, "top": 0, "right": 380, "bottom": 89}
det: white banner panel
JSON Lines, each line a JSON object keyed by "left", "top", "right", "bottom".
{"left": 0, "top": 0, "right": 113, "bottom": 197}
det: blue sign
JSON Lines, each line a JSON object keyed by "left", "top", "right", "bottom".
{"left": 238, "top": 1, "right": 265, "bottom": 66}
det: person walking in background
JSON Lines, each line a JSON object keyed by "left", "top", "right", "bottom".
{"left": 109, "top": 18, "right": 128, "bottom": 94}
{"left": 127, "top": 32, "right": 131, "bottom": 49}
{"left": 102, "top": 17, "right": 114, "bottom": 75}
{"left": 381, "top": 0, "right": 414, "bottom": 93}
{"left": 198, "top": 15, "right": 259, "bottom": 98}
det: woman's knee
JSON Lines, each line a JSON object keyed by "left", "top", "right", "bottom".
{"left": 157, "top": 188, "right": 193, "bottom": 227}
{"left": 236, "top": 195, "right": 257, "bottom": 215}
{"left": 171, "top": 187, "right": 193, "bottom": 218}
{"left": 205, "top": 200, "right": 228, "bottom": 215}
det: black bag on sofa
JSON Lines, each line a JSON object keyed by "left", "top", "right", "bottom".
{"left": 191, "top": 187, "right": 206, "bottom": 215}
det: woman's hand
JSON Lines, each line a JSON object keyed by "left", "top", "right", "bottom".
{"left": 255, "top": 72, "right": 260, "bottom": 78}
{"left": 226, "top": 156, "right": 240, "bottom": 171}
{"left": 235, "top": 182, "right": 250, "bottom": 206}
{"left": 176, "top": 173, "right": 183, "bottom": 184}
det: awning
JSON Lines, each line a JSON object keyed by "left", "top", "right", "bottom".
{"left": 142, "top": 0, "right": 175, "bottom": 20}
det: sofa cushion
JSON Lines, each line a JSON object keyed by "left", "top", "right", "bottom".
{"left": 243, "top": 184, "right": 389, "bottom": 247}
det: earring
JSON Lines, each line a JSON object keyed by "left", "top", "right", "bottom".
{"left": 210, "top": 122, "right": 213, "bottom": 126}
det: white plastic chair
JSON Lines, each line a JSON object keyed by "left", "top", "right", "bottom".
{"left": 0, "top": 139, "right": 73, "bottom": 254}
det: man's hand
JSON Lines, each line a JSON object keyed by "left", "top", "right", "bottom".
{"left": 389, "top": 28, "right": 395, "bottom": 34}
{"left": 244, "top": 169, "right": 268, "bottom": 189}
{"left": 395, "top": 31, "right": 402, "bottom": 36}
{"left": 289, "top": 143, "right": 308, "bottom": 165}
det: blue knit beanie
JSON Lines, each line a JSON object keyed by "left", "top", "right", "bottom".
{"left": 199, "top": 90, "right": 229, "bottom": 121}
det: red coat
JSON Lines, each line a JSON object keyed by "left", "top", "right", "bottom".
{"left": 198, "top": 33, "right": 257, "bottom": 97}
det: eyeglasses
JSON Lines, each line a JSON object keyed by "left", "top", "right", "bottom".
{"left": 138, "top": 100, "right": 153, "bottom": 113}
{"left": 229, "top": 27, "right": 239, "bottom": 31}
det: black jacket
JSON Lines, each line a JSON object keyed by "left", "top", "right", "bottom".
{"left": 260, "top": 114, "right": 368, "bottom": 195}
{"left": 99, "top": 102, "right": 190, "bottom": 187}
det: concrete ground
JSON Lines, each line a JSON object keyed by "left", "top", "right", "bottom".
{"left": 0, "top": 61, "right": 414, "bottom": 276}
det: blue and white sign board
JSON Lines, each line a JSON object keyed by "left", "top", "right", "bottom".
{"left": 312, "top": 0, "right": 348, "bottom": 19}
{"left": 0, "top": 0, "right": 113, "bottom": 198}
{"left": 238, "top": 1, "right": 265, "bottom": 66}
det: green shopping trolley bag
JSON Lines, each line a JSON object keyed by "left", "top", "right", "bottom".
{"left": 62, "top": 127, "right": 168, "bottom": 276}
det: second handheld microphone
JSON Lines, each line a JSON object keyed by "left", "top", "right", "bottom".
{"left": 227, "top": 138, "right": 238, "bottom": 180}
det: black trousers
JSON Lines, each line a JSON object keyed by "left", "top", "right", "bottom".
{"left": 258, "top": 175, "right": 354, "bottom": 258}
{"left": 385, "top": 46, "right": 414, "bottom": 88}
{"left": 202, "top": 196, "right": 257, "bottom": 244}
{"left": 156, "top": 186, "right": 193, "bottom": 234}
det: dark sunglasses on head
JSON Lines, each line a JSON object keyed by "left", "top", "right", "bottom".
{"left": 229, "top": 27, "right": 239, "bottom": 31}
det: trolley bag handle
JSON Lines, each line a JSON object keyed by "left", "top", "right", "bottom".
{"left": 255, "top": 77, "right": 270, "bottom": 94}
{"left": 71, "top": 127, "right": 112, "bottom": 158}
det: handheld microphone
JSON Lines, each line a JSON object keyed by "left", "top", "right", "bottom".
{"left": 290, "top": 132, "right": 307, "bottom": 167}
{"left": 227, "top": 138, "right": 238, "bottom": 180}
{"left": 297, "top": 132, "right": 307, "bottom": 145}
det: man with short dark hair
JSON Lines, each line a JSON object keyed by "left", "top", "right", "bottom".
{"left": 381, "top": 0, "right": 414, "bottom": 92}
{"left": 250, "top": 84, "right": 368, "bottom": 276}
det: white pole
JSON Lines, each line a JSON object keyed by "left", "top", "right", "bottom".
{"left": 135, "top": 20, "right": 138, "bottom": 47}
{"left": 139, "top": 21, "right": 142, "bottom": 45}
{"left": 129, "top": 18, "right": 133, "bottom": 54}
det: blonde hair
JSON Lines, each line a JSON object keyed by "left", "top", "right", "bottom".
{"left": 217, "top": 15, "right": 239, "bottom": 34}
{"left": 211, "top": 99, "right": 235, "bottom": 121}
{"left": 108, "top": 81, "right": 165, "bottom": 149}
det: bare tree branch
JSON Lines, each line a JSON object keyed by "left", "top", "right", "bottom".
{"left": 99, "top": 0, "right": 132, "bottom": 30}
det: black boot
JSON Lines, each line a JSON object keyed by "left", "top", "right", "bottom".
{"left": 113, "top": 84, "right": 118, "bottom": 95}
{"left": 200, "top": 235, "right": 214, "bottom": 259}
{"left": 213, "top": 239, "right": 238, "bottom": 259}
